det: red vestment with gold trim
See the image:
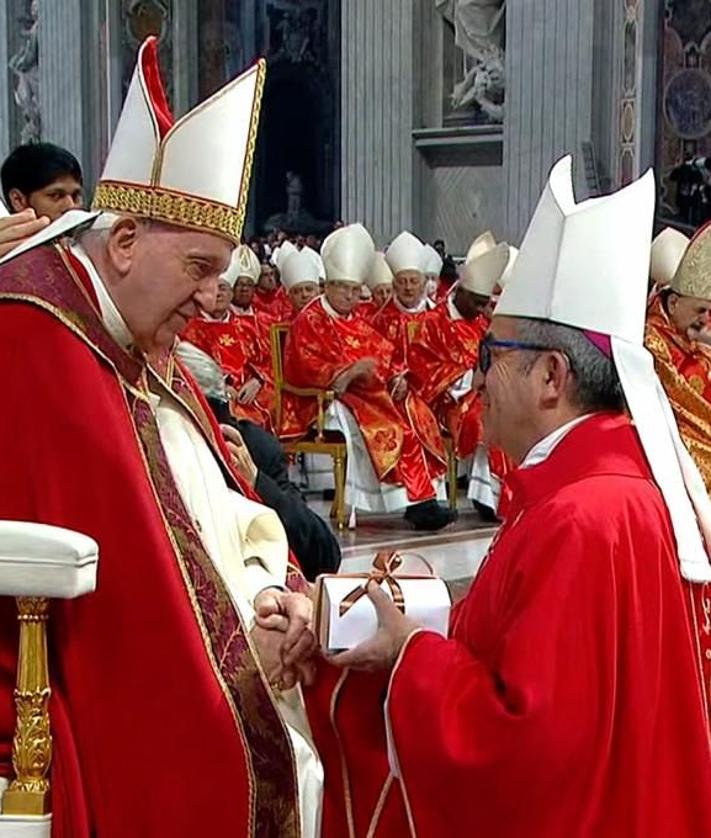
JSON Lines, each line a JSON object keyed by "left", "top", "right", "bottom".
{"left": 646, "top": 294, "right": 711, "bottom": 730}
{"left": 0, "top": 244, "right": 305, "bottom": 837}
{"left": 283, "top": 299, "right": 446, "bottom": 502}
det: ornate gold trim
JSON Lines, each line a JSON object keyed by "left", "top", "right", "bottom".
{"left": 2, "top": 597, "right": 52, "bottom": 817}
{"left": 366, "top": 773, "right": 394, "bottom": 838}
{"left": 92, "top": 181, "right": 244, "bottom": 245}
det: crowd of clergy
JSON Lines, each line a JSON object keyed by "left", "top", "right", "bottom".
{"left": 5, "top": 34, "right": 711, "bottom": 837}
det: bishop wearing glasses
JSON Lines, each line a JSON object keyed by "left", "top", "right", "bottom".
{"left": 328, "top": 158, "right": 711, "bottom": 836}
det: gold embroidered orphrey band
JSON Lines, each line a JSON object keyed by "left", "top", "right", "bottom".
{"left": 92, "top": 182, "right": 246, "bottom": 245}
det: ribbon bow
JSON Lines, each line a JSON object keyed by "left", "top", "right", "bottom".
{"left": 339, "top": 551, "right": 406, "bottom": 617}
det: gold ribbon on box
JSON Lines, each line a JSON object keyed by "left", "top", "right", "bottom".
{"left": 337, "top": 550, "right": 435, "bottom": 617}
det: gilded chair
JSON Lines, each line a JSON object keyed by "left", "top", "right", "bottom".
{"left": 0, "top": 522, "right": 98, "bottom": 837}
{"left": 270, "top": 324, "right": 348, "bottom": 529}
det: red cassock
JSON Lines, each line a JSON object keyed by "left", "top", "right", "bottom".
{"left": 384, "top": 414, "right": 711, "bottom": 837}
{"left": 0, "top": 244, "right": 317, "bottom": 837}
{"left": 283, "top": 298, "right": 446, "bottom": 502}
{"left": 408, "top": 303, "right": 515, "bottom": 512}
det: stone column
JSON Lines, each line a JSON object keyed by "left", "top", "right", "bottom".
{"left": 341, "top": 0, "right": 414, "bottom": 246}
{"left": 503, "top": 0, "right": 595, "bottom": 241}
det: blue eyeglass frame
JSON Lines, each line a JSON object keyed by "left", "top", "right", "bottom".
{"left": 478, "top": 336, "right": 554, "bottom": 374}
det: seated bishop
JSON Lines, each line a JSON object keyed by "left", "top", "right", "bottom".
{"left": 283, "top": 223, "right": 454, "bottom": 530}
{"left": 372, "top": 230, "right": 436, "bottom": 367}
{"left": 0, "top": 38, "right": 335, "bottom": 838}
{"left": 409, "top": 234, "right": 516, "bottom": 519}
{"left": 279, "top": 245, "right": 323, "bottom": 320}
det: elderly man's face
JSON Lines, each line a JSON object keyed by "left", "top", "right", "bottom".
{"left": 258, "top": 263, "right": 277, "bottom": 291}
{"left": 667, "top": 292, "right": 711, "bottom": 341}
{"left": 289, "top": 281, "right": 319, "bottom": 312}
{"left": 103, "top": 220, "right": 230, "bottom": 352}
{"left": 372, "top": 284, "right": 392, "bottom": 307}
{"left": 213, "top": 280, "right": 233, "bottom": 317}
{"left": 233, "top": 276, "right": 256, "bottom": 309}
{"left": 393, "top": 270, "right": 426, "bottom": 308}
{"left": 325, "top": 280, "right": 361, "bottom": 316}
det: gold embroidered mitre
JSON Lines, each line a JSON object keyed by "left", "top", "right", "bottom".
{"left": 670, "top": 221, "right": 711, "bottom": 301}
{"left": 92, "top": 37, "right": 265, "bottom": 245}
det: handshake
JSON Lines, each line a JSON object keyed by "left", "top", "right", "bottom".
{"left": 251, "top": 587, "right": 319, "bottom": 691}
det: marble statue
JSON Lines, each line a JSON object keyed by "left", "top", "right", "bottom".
{"left": 436, "top": 0, "right": 505, "bottom": 122}
{"left": 286, "top": 171, "right": 303, "bottom": 219}
{"left": 9, "top": 0, "right": 40, "bottom": 143}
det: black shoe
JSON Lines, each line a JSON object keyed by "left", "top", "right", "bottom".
{"left": 472, "top": 500, "right": 501, "bottom": 523}
{"left": 404, "top": 500, "right": 456, "bottom": 531}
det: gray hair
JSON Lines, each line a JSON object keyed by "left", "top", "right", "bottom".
{"left": 515, "top": 318, "right": 625, "bottom": 413}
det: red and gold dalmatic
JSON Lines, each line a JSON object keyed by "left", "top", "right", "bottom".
{"left": 181, "top": 308, "right": 276, "bottom": 431}
{"left": 181, "top": 312, "right": 248, "bottom": 384}
{"left": 646, "top": 294, "right": 711, "bottom": 730}
{"left": 372, "top": 298, "right": 431, "bottom": 368}
{"left": 408, "top": 302, "right": 515, "bottom": 513}
{"left": 283, "top": 298, "right": 447, "bottom": 502}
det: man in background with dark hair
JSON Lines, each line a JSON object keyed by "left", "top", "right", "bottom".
{"left": 1, "top": 141, "right": 83, "bottom": 221}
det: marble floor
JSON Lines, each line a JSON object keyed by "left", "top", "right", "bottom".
{"left": 307, "top": 491, "right": 497, "bottom": 599}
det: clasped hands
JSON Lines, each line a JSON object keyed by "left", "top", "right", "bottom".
{"left": 332, "top": 358, "right": 408, "bottom": 402}
{"left": 252, "top": 582, "right": 421, "bottom": 688}
{"left": 252, "top": 587, "right": 318, "bottom": 691}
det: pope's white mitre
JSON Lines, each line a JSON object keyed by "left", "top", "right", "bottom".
{"left": 321, "top": 223, "right": 375, "bottom": 284}
{"left": 365, "top": 252, "right": 394, "bottom": 291}
{"left": 92, "top": 37, "right": 265, "bottom": 245}
{"left": 650, "top": 227, "right": 689, "bottom": 288}
{"left": 386, "top": 231, "right": 427, "bottom": 274}
{"left": 495, "top": 156, "right": 654, "bottom": 344}
{"left": 281, "top": 249, "right": 321, "bottom": 289}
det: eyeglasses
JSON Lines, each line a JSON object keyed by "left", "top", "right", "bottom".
{"left": 478, "top": 336, "right": 555, "bottom": 374}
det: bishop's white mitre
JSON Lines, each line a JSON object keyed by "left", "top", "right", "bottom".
{"left": 386, "top": 231, "right": 427, "bottom": 275}
{"left": 321, "top": 223, "right": 375, "bottom": 284}
{"left": 364, "top": 252, "right": 393, "bottom": 291}
{"left": 422, "top": 243, "right": 443, "bottom": 278}
{"left": 495, "top": 155, "right": 711, "bottom": 583}
{"left": 650, "top": 227, "right": 690, "bottom": 289}
{"left": 280, "top": 247, "right": 322, "bottom": 290}
{"left": 459, "top": 234, "right": 511, "bottom": 297}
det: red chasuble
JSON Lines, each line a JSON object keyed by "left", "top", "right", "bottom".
{"left": 408, "top": 303, "right": 515, "bottom": 512}
{"left": 0, "top": 244, "right": 304, "bottom": 837}
{"left": 385, "top": 414, "right": 711, "bottom": 837}
{"left": 283, "top": 298, "right": 446, "bottom": 502}
{"left": 230, "top": 307, "right": 278, "bottom": 431}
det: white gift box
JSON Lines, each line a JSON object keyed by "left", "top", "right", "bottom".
{"left": 315, "top": 555, "right": 451, "bottom": 652}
